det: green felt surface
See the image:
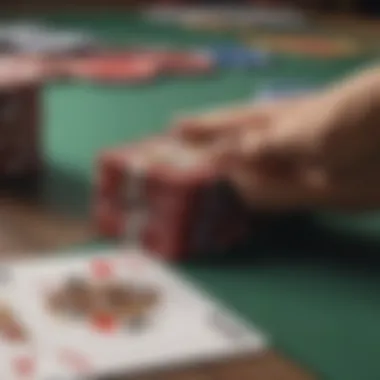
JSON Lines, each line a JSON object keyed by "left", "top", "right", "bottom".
{"left": 30, "top": 12, "right": 380, "bottom": 380}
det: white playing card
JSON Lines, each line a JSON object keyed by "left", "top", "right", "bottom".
{"left": 0, "top": 328, "right": 63, "bottom": 380}
{"left": 0, "top": 248, "right": 268, "bottom": 379}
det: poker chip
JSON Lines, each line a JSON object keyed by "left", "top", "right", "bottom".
{"left": 61, "top": 56, "right": 160, "bottom": 83}
{"left": 206, "top": 45, "right": 271, "bottom": 69}
{"left": 0, "top": 56, "right": 45, "bottom": 86}
{"left": 59, "top": 51, "right": 213, "bottom": 83}
{"left": 161, "top": 51, "right": 214, "bottom": 75}
{"left": 113, "top": 49, "right": 214, "bottom": 75}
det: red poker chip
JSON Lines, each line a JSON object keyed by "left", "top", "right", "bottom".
{"left": 119, "top": 49, "right": 214, "bottom": 74}
{"left": 61, "top": 56, "right": 160, "bottom": 83}
{"left": 161, "top": 51, "right": 214, "bottom": 75}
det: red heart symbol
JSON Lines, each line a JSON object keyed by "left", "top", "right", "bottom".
{"left": 91, "top": 313, "right": 117, "bottom": 333}
{"left": 90, "top": 259, "right": 113, "bottom": 280}
{"left": 13, "top": 356, "right": 35, "bottom": 376}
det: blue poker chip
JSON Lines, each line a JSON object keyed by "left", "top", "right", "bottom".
{"left": 205, "top": 45, "right": 272, "bottom": 69}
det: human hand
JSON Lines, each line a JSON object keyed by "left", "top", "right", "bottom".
{"left": 173, "top": 67, "right": 380, "bottom": 211}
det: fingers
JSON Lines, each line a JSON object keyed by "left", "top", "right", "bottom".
{"left": 171, "top": 96, "right": 312, "bottom": 144}
{"left": 220, "top": 118, "right": 319, "bottom": 175}
{"left": 209, "top": 127, "right": 301, "bottom": 182}
{"left": 168, "top": 72, "right": 380, "bottom": 210}
{"left": 224, "top": 163, "right": 332, "bottom": 210}
{"left": 215, "top": 131, "right": 380, "bottom": 211}
{"left": 205, "top": 132, "right": 329, "bottom": 210}
{"left": 172, "top": 92, "right": 372, "bottom": 210}
{"left": 206, "top": 116, "right": 331, "bottom": 210}
{"left": 172, "top": 103, "right": 268, "bottom": 143}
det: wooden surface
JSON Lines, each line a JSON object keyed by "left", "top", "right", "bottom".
{"left": 0, "top": 195, "right": 316, "bottom": 380}
{"left": 0, "top": 197, "right": 92, "bottom": 254}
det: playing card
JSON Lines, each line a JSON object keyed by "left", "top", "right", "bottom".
{"left": 0, "top": 301, "right": 56, "bottom": 379}
{"left": 0, "top": 249, "right": 267, "bottom": 379}
{"left": 0, "top": 265, "right": 13, "bottom": 285}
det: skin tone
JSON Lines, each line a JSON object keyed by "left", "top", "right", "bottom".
{"left": 172, "top": 66, "right": 380, "bottom": 211}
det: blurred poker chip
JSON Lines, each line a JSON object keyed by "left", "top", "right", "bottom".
{"left": 0, "top": 56, "right": 47, "bottom": 87}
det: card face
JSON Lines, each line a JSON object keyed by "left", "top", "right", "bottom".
{"left": 0, "top": 249, "right": 268, "bottom": 379}
{"left": 0, "top": 265, "right": 13, "bottom": 285}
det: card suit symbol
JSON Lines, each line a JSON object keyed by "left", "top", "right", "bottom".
{"left": 91, "top": 313, "right": 117, "bottom": 333}
{"left": 59, "top": 349, "right": 91, "bottom": 374}
{"left": 90, "top": 259, "right": 113, "bottom": 280}
{"left": 13, "top": 356, "right": 35, "bottom": 377}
